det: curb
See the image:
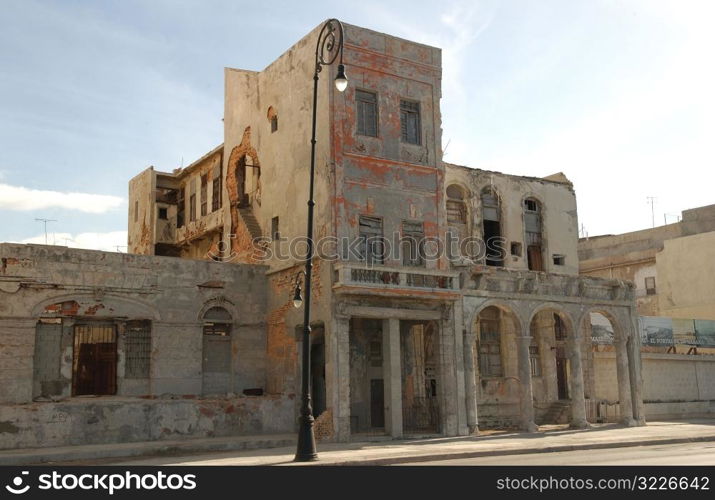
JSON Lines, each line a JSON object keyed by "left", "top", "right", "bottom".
{"left": 325, "top": 435, "right": 715, "bottom": 466}
{"left": 0, "top": 436, "right": 297, "bottom": 466}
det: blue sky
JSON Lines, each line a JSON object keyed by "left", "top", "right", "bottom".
{"left": 1, "top": 0, "right": 713, "bottom": 250}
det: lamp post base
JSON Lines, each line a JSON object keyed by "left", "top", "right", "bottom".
{"left": 294, "top": 419, "right": 318, "bottom": 462}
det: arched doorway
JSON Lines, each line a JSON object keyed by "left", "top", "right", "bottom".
{"left": 202, "top": 306, "right": 233, "bottom": 396}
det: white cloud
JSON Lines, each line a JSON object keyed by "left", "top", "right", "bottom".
{"left": 0, "top": 184, "right": 124, "bottom": 214}
{"left": 14, "top": 231, "right": 128, "bottom": 252}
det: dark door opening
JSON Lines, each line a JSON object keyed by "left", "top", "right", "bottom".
{"left": 483, "top": 219, "right": 503, "bottom": 267}
{"left": 556, "top": 347, "right": 569, "bottom": 400}
{"left": 72, "top": 324, "right": 117, "bottom": 396}
{"left": 527, "top": 244, "right": 544, "bottom": 271}
{"left": 370, "top": 379, "right": 385, "bottom": 428}
{"left": 236, "top": 156, "right": 248, "bottom": 207}
{"left": 311, "top": 341, "right": 327, "bottom": 418}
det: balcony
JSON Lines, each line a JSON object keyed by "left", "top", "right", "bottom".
{"left": 333, "top": 262, "right": 460, "bottom": 299}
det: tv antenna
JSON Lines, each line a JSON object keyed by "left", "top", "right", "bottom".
{"left": 646, "top": 197, "right": 657, "bottom": 228}
{"left": 34, "top": 218, "right": 57, "bottom": 245}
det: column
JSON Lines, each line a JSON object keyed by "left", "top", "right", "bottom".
{"left": 463, "top": 330, "right": 479, "bottom": 434}
{"left": 382, "top": 318, "right": 402, "bottom": 438}
{"left": 516, "top": 331, "right": 538, "bottom": 432}
{"left": 567, "top": 323, "right": 590, "bottom": 429}
{"left": 332, "top": 315, "right": 352, "bottom": 442}
{"left": 627, "top": 309, "right": 646, "bottom": 425}
{"left": 615, "top": 334, "right": 636, "bottom": 427}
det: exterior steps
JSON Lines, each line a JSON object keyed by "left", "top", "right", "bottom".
{"left": 238, "top": 207, "right": 263, "bottom": 241}
{"left": 536, "top": 400, "right": 571, "bottom": 425}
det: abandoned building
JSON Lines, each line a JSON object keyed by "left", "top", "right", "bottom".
{"left": 0, "top": 21, "right": 650, "bottom": 451}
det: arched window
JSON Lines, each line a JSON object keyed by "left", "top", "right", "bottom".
{"left": 524, "top": 198, "right": 543, "bottom": 271}
{"left": 482, "top": 187, "right": 503, "bottom": 267}
{"left": 478, "top": 306, "right": 503, "bottom": 377}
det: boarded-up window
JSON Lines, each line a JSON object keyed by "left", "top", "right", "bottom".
{"left": 478, "top": 307, "right": 503, "bottom": 377}
{"left": 200, "top": 174, "right": 208, "bottom": 217}
{"left": 358, "top": 215, "right": 384, "bottom": 265}
{"left": 212, "top": 162, "right": 222, "bottom": 212}
{"left": 356, "top": 90, "right": 378, "bottom": 137}
{"left": 72, "top": 324, "right": 117, "bottom": 396}
{"left": 400, "top": 100, "right": 421, "bottom": 145}
{"left": 33, "top": 320, "right": 63, "bottom": 399}
{"left": 402, "top": 221, "right": 425, "bottom": 267}
{"left": 202, "top": 307, "right": 232, "bottom": 395}
{"left": 124, "top": 320, "right": 151, "bottom": 379}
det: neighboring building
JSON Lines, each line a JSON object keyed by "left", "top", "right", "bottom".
{"left": 0, "top": 243, "right": 293, "bottom": 450}
{"left": 579, "top": 204, "right": 715, "bottom": 319}
{"left": 127, "top": 21, "right": 644, "bottom": 440}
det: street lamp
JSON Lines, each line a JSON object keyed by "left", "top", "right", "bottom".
{"left": 293, "top": 18, "right": 348, "bottom": 462}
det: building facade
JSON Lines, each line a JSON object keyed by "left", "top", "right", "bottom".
{"left": 126, "top": 21, "right": 645, "bottom": 442}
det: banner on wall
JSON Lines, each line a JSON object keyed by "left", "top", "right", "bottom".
{"left": 639, "top": 316, "right": 674, "bottom": 346}
{"left": 694, "top": 319, "right": 715, "bottom": 347}
{"left": 590, "top": 312, "right": 614, "bottom": 344}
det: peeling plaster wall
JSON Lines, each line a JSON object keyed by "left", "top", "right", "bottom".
{"left": 127, "top": 168, "right": 155, "bottom": 255}
{"left": 445, "top": 165, "right": 579, "bottom": 275}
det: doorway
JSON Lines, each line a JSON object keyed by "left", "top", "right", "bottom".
{"left": 72, "top": 324, "right": 117, "bottom": 396}
{"left": 555, "top": 346, "right": 569, "bottom": 400}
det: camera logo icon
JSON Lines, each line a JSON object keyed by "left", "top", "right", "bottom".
{"left": 5, "top": 471, "right": 30, "bottom": 495}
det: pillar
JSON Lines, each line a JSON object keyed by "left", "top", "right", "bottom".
{"left": 615, "top": 334, "right": 636, "bottom": 427}
{"left": 332, "top": 315, "right": 351, "bottom": 441}
{"left": 382, "top": 318, "right": 402, "bottom": 438}
{"left": 464, "top": 330, "right": 479, "bottom": 433}
{"left": 567, "top": 323, "right": 590, "bottom": 428}
{"left": 627, "top": 309, "right": 646, "bottom": 425}
{"left": 516, "top": 331, "right": 538, "bottom": 432}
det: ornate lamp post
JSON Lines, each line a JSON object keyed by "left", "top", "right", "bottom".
{"left": 292, "top": 18, "right": 348, "bottom": 462}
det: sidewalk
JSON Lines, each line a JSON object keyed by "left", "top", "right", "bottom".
{"left": 2, "top": 419, "right": 715, "bottom": 466}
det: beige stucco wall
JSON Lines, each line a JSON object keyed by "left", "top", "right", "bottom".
{"left": 656, "top": 231, "right": 715, "bottom": 320}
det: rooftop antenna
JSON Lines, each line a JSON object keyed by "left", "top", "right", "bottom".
{"left": 580, "top": 223, "right": 589, "bottom": 239}
{"left": 646, "top": 196, "right": 657, "bottom": 228}
{"left": 443, "top": 138, "right": 451, "bottom": 158}
{"left": 34, "top": 218, "right": 57, "bottom": 245}
{"left": 115, "top": 245, "right": 127, "bottom": 253}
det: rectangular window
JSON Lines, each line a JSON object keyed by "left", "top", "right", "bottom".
{"left": 479, "top": 313, "right": 502, "bottom": 377}
{"left": 358, "top": 215, "right": 384, "bottom": 265}
{"left": 402, "top": 221, "right": 424, "bottom": 267}
{"left": 529, "top": 345, "right": 541, "bottom": 377}
{"left": 189, "top": 194, "right": 196, "bottom": 222}
{"left": 645, "top": 276, "right": 656, "bottom": 295}
{"left": 200, "top": 174, "right": 208, "bottom": 217}
{"left": 212, "top": 163, "right": 222, "bottom": 212}
{"left": 356, "top": 90, "right": 378, "bottom": 137}
{"left": 124, "top": 320, "right": 151, "bottom": 379}
{"left": 271, "top": 216, "right": 280, "bottom": 240}
{"left": 552, "top": 254, "right": 565, "bottom": 266}
{"left": 72, "top": 324, "right": 117, "bottom": 396}
{"left": 177, "top": 188, "right": 185, "bottom": 228}
{"left": 158, "top": 207, "right": 168, "bottom": 220}
{"left": 400, "top": 100, "right": 421, "bottom": 145}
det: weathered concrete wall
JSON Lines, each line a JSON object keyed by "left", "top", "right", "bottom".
{"left": 0, "top": 395, "right": 293, "bottom": 450}
{"left": 127, "top": 168, "right": 155, "bottom": 255}
{"left": 593, "top": 352, "right": 715, "bottom": 418}
{"left": 445, "top": 165, "right": 579, "bottom": 275}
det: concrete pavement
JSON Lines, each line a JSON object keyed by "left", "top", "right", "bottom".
{"left": 2, "top": 419, "right": 715, "bottom": 466}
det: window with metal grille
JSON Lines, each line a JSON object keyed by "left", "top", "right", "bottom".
{"left": 72, "top": 324, "right": 117, "bottom": 396}
{"left": 124, "top": 320, "right": 151, "bottom": 379}
{"left": 402, "top": 221, "right": 425, "bottom": 267}
{"left": 177, "top": 187, "right": 185, "bottom": 228}
{"left": 529, "top": 345, "right": 541, "bottom": 377}
{"left": 356, "top": 90, "right": 378, "bottom": 137}
{"left": 645, "top": 276, "right": 656, "bottom": 295}
{"left": 200, "top": 174, "right": 208, "bottom": 217}
{"left": 400, "top": 100, "right": 421, "bottom": 145}
{"left": 478, "top": 307, "right": 502, "bottom": 377}
{"left": 358, "top": 216, "right": 384, "bottom": 265}
{"left": 212, "top": 163, "right": 222, "bottom": 212}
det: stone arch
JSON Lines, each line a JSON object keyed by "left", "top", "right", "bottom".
{"left": 468, "top": 299, "right": 524, "bottom": 334}
{"left": 527, "top": 303, "right": 576, "bottom": 336}
{"left": 197, "top": 296, "right": 239, "bottom": 323}
{"left": 578, "top": 307, "right": 625, "bottom": 343}
{"left": 226, "top": 127, "right": 261, "bottom": 210}
{"left": 31, "top": 293, "right": 161, "bottom": 321}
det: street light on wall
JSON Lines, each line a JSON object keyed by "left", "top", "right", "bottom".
{"left": 294, "top": 18, "right": 348, "bottom": 463}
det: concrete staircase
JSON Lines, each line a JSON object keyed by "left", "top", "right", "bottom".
{"left": 238, "top": 207, "right": 263, "bottom": 240}
{"left": 537, "top": 400, "right": 571, "bottom": 425}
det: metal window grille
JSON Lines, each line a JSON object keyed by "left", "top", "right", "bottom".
{"left": 125, "top": 320, "right": 151, "bottom": 379}
{"left": 529, "top": 345, "right": 541, "bottom": 377}
{"left": 72, "top": 324, "right": 117, "bottom": 396}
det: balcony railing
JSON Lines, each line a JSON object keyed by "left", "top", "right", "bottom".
{"left": 334, "top": 262, "right": 460, "bottom": 293}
